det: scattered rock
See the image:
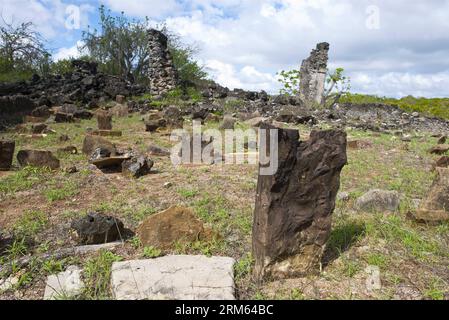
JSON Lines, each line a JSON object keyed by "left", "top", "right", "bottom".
{"left": 71, "top": 212, "right": 125, "bottom": 245}
{"left": 145, "top": 118, "right": 167, "bottom": 132}
{"left": 437, "top": 136, "right": 447, "bottom": 144}
{"left": 111, "top": 255, "right": 235, "bottom": 300}
{"left": 65, "top": 166, "right": 78, "bottom": 174}
{"left": 31, "top": 123, "right": 47, "bottom": 134}
{"left": 0, "top": 140, "right": 15, "bottom": 170}
{"left": 122, "top": 155, "right": 154, "bottom": 178}
{"left": 355, "top": 189, "right": 400, "bottom": 212}
{"left": 365, "top": 266, "right": 381, "bottom": 291}
{"left": 163, "top": 182, "right": 173, "bottom": 188}
{"left": 55, "top": 112, "right": 74, "bottom": 123}
{"left": 91, "top": 155, "right": 131, "bottom": 170}
{"left": 219, "top": 115, "right": 237, "bottom": 130}
{"left": 148, "top": 144, "right": 171, "bottom": 156}
{"left": 137, "top": 206, "right": 209, "bottom": 250}
{"left": 82, "top": 135, "right": 116, "bottom": 156}
{"left": 434, "top": 156, "right": 449, "bottom": 169}
{"left": 429, "top": 144, "right": 449, "bottom": 155}
{"left": 59, "top": 134, "right": 70, "bottom": 142}
{"left": 245, "top": 117, "right": 269, "bottom": 128}
{"left": 413, "top": 168, "right": 449, "bottom": 224}
{"left": 0, "top": 275, "right": 19, "bottom": 292}
{"left": 116, "top": 95, "right": 126, "bottom": 104}
{"left": 96, "top": 109, "right": 113, "bottom": 130}
{"left": 17, "top": 150, "right": 60, "bottom": 169}
{"left": 43, "top": 266, "right": 84, "bottom": 300}
{"left": 337, "top": 192, "right": 350, "bottom": 202}
{"left": 253, "top": 126, "right": 347, "bottom": 280}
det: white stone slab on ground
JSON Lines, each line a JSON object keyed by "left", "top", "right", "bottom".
{"left": 44, "top": 266, "right": 84, "bottom": 300}
{"left": 111, "top": 255, "right": 236, "bottom": 300}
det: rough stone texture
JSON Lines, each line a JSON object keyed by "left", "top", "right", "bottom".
{"left": 145, "top": 118, "right": 167, "bottom": 132}
{"left": 71, "top": 212, "right": 125, "bottom": 245}
{"left": 429, "top": 144, "right": 449, "bottom": 155}
{"left": 0, "top": 95, "right": 36, "bottom": 130}
{"left": 219, "top": 115, "right": 237, "bottom": 130}
{"left": 437, "top": 135, "right": 447, "bottom": 144}
{"left": 96, "top": 109, "right": 113, "bottom": 130}
{"left": 414, "top": 168, "right": 449, "bottom": 223}
{"left": 0, "top": 140, "right": 15, "bottom": 170}
{"left": 434, "top": 156, "right": 449, "bottom": 169}
{"left": 299, "top": 42, "right": 329, "bottom": 105}
{"left": 82, "top": 135, "right": 117, "bottom": 156}
{"left": 43, "top": 266, "right": 84, "bottom": 300}
{"left": 31, "top": 123, "right": 48, "bottom": 134}
{"left": 252, "top": 125, "right": 347, "bottom": 280}
{"left": 148, "top": 144, "right": 171, "bottom": 156}
{"left": 91, "top": 156, "right": 131, "bottom": 170}
{"left": 355, "top": 189, "right": 401, "bottom": 212}
{"left": 148, "top": 29, "right": 178, "bottom": 96}
{"left": 137, "top": 206, "right": 207, "bottom": 250}
{"left": 111, "top": 255, "right": 235, "bottom": 300}
{"left": 122, "top": 155, "right": 154, "bottom": 178}
{"left": 17, "top": 150, "right": 60, "bottom": 169}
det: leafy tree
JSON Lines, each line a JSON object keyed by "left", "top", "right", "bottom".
{"left": 277, "top": 69, "right": 301, "bottom": 95}
{"left": 0, "top": 19, "right": 50, "bottom": 81}
{"left": 81, "top": 6, "right": 207, "bottom": 86}
{"left": 323, "top": 67, "right": 351, "bottom": 107}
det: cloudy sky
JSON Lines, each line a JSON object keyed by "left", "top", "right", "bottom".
{"left": 1, "top": 0, "right": 449, "bottom": 97}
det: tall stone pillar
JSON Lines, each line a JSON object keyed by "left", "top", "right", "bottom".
{"left": 252, "top": 124, "right": 347, "bottom": 280}
{"left": 148, "top": 29, "right": 179, "bottom": 96}
{"left": 299, "top": 42, "right": 330, "bottom": 105}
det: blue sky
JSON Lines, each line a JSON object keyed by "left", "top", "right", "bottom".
{"left": 1, "top": 0, "right": 449, "bottom": 98}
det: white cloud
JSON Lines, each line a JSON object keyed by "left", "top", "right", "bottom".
{"left": 53, "top": 40, "right": 84, "bottom": 61}
{"left": 3, "top": 0, "right": 449, "bottom": 97}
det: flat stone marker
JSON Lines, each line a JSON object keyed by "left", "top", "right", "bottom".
{"left": 44, "top": 266, "right": 84, "bottom": 300}
{"left": 111, "top": 255, "right": 236, "bottom": 300}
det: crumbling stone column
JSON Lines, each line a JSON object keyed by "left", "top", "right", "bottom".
{"left": 252, "top": 124, "right": 347, "bottom": 280}
{"left": 299, "top": 42, "right": 330, "bottom": 105}
{"left": 148, "top": 29, "right": 178, "bottom": 96}
{"left": 0, "top": 140, "right": 15, "bottom": 170}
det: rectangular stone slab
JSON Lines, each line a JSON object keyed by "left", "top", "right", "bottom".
{"left": 91, "top": 130, "right": 123, "bottom": 137}
{"left": 111, "top": 255, "right": 235, "bottom": 300}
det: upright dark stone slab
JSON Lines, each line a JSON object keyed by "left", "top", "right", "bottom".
{"left": 96, "top": 110, "right": 112, "bottom": 130}
{"left": 252, "top": 125, "right": 347, "bottom": 280}
{"left": 0, "top": 140, "right": 15, "bottom": 170}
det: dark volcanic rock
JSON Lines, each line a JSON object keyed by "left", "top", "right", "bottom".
{"left": 31, "top": 123, "right": 48, "bottom": 134}
{"left": 413, "top": 168, "right": 449, "bottom": 224}
{"left": 0, "top": 140, "right": 15, "bottom": 170}
{"left": 96, "top": 110, "right": 113, "bottom": 130}
{"left": 71, "top": 212, "right": 125, "bottom": 245}
{"left": 148, "top": 144, "right": 171, "bottom": 156}
{"left": 122, "top": 155, "right": 154, "bottom": 178}
{"left": 17, "top": 150, "right": 60, "bottom": 169}
{"left": 252, "top": 125, "right": 347, "bottom": 280}
{"left": 82, "top": 135, "right": 116, "bottom": 156}
{"left": 145, "top": 118, "right": 167, "bottom": 132}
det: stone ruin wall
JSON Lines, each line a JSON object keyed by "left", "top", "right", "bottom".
{"left": 299, "top": 42, "right": 330, "bottom": 105}
{"left": 148, "top": 29, "right": 179, "bottom": 96}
